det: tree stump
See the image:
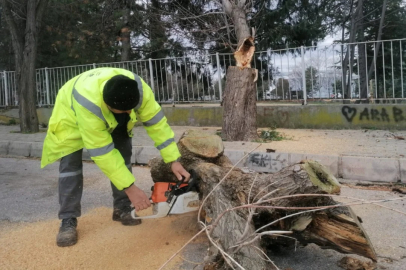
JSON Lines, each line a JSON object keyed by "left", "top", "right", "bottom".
{"left": 149, "top": 130, "right": 377, "bottom": 269}
{"left": 221, "top": 66, "right": 258, "bottom": 141}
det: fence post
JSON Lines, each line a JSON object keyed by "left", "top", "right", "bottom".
{"left": 93, "top": 63, "right": 96, "bottom": 69}
{"left": 216, "top": 52, "right": 223, "bottom": 102}
{"left": 148, "top": 58, "right": 155, "bottom": 93}
{"left": 301, "top": 46, "right": 307, "bottom": 105}
{"left": 45, "top": 67, "right": 50, "bottom": 105}
{"left": 3, "top": 71, "right": 9, "bottom": 106}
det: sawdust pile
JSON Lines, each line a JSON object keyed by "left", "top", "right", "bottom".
{"left": 337, "top": 256, "right": 376, "bottom": 270}
{"left": 0, "top": 207, "right": 205, "bottom": 270}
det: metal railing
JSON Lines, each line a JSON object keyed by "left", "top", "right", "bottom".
{"left": 1, "top": 38, "right": 406, "bottom": 107}
{"left": 0, "top": 71, "right": 17, "bottom": 107}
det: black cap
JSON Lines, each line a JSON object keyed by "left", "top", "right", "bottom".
{"left": 103, "top": 75, "right": 139, "bottom": 111}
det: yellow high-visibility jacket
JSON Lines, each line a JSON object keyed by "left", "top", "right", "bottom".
{"left": 41, "top": 67, "right": 181, "bottom": 190}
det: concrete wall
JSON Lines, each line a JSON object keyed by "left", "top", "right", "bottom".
{"left": 2, "top": 104, "right": 406, "bottom": 129}
{"left": 0, "top": 108, "right": 52, "bottom": 126}
{"left": 163, "top": 106, "right": 223, "bottom": 126}
{"left": 0, "top": 108, "right": 19, "bottom": 124}
{"left": 257, "top": 104, "right": 406, "bottom": 129}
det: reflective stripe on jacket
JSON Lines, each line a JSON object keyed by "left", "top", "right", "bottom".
{"left": 41, "top": 67, "right": 181, "bottom": 190}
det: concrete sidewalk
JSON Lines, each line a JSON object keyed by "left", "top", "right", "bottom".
{"left": 1, "top": 124, "right": 406, "bottom": 183}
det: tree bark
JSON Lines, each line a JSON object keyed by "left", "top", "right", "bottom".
{"left": 19, "top": 0, "right": 40, "bottom": 132}
{"left": 1, "top": 0, "right": 49, "bottom": 133}
{"left": 342, "top": 0, "right": 356, "bottom": 98}
{"left": 227, "top": 2, "right": 250, "bottom": 44}
{"left": 119, "top": 11, "right": 131, "bottom": 61}
{"left": 366, "top": 0, "right": 387, "bottom": 98}
{"left": 222, "top": 66, "right": 258, "bottom": 141}
{"left": 356, "top": 0, "right": 368, "bottom": 99}
{"left": 359, "top": 42, "right": 368, "bottom": 99}
{"left": 149, "top": 0, "right": 166, "bottom": 59}
{"left": 150, "top": 130, "right": 377, "bottom": 269}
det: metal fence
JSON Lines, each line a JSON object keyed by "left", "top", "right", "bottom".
{"left": 0, "top": 71, "right": 17, "bottom": 107}
{"left": 1, "top": 38, "right": 406, "bottom": 107}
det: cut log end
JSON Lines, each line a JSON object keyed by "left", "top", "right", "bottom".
{"left": 301, "top": 160, "right": 341, "bottom": 194}
{"left": 179, "top": 129, "right": 224, "bottom": 158}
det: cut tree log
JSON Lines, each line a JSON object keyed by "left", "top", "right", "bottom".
{"left": 149, "top": 130, "right": 377, "bottom": 269}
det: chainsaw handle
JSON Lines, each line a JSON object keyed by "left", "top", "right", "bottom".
{"left": 131, "top": 199, "right": 153, "bottom": 206}
{"left": 131, "top": 208, "right": 142, "bottom": 219}
{"left": 166, "top": 170, "right": 198, "bottom": 203}
{"left": 173, "top": 175, "right": 187, "bottom": 189}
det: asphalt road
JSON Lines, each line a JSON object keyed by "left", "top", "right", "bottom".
{"left": 1, "top": 157, "right": 405, "bottom": 270}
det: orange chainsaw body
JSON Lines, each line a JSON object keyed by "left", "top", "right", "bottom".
{"left": 151, "top": 182, "right": 189, "bottom": 203}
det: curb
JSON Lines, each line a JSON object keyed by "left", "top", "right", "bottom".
{"left": 1, "top": 140, "right": 404, "bottom": 184}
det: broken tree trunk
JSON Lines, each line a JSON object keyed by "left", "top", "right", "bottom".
{"left": 149, "top": 130, "right": 377, "bottom": 269}
{"left": 222, "top": 66, "right": 258, "bottom": 142}
{"left": 221, "top": 36, "right": 258, "bottom": 142}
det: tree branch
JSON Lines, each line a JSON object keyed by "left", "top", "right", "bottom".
{"left": 35, "top": 0, "right": 49, "bottom": 31}
{"left": 223, "top": 13, "right": 234, "bottom": 51}
{"left": 222, "top": 0, "right": 233, "bottom": 15}
{"left": 180, "top": 11, "right": 225, "bottom": 20}
{"left": 189, "top": 25, "right": 234, "bottom": 33}
{"left": 0, "top": 0, "right": 24, "bottom": 59}
{"left": 237, "top": 0, "right": 247, "bottom": 9}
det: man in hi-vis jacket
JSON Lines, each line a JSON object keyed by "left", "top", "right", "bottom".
{"left": 41, "top": 67, "right": 190, "bottom": 247}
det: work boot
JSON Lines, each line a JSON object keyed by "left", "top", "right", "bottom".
{"left": 56, "top": 218, "right": 78, "bottom": 247}
{"left": 112, "top": 206, "right": 142, "bottom": 226}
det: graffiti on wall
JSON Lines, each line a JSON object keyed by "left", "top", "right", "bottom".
{"left": 341, "top": 106, "right": 406, "bottom": 123}
{"left": 247, "top": 153, "right": 289, "bottom": 173}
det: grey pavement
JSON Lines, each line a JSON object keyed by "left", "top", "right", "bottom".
{"left": 0, "top": 157, "right": 405, "bottom": 270}
{"left": 1, "top": 124, "right": 406, "bottom": 183}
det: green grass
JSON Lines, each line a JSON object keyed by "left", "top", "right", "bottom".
{"left": 214, "top": 127, "right": 291, "bottom": 142}
{"left": 253, "top": 127, "right": 291, "bottom": 142}
{"left": 7, "top": 119, "right": 17, "bottom": 125}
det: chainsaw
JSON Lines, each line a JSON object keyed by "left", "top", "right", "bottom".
{"left": 131, "top": 169, "right": 200, "bottom": 219}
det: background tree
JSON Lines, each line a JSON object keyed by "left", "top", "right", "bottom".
{"left": 1, "top": 0, "right": 49, "bottom": 133}
{"left": 117, "top": 0, "right": 132, "bottom": 61}
{"left": 253, "top": 0, "right": 332, "bottom": 50}
{"left": 364, "top": 0, "right": 406, "bottom": 99}
{"left": 37, "top": 0, "right": 143, "bottom": 67}
{"left": 0, "top": 5, "right": 14, "bottom": 71}
{"left": 275, "top": 77, "right": 289, "bottom": 98}
{"left": 306, "top": 66, "right": 320, "bottom": 97}
{"left": 329, "top": 0, "right": 406, "bottom": 99}
{"left": 290, "top": 65, "right": 320, "bottom": 98}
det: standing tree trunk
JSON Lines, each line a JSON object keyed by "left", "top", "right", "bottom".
{"left": 366, "top": 0, "right": 388, "bottom": 99}
{"left": 149, "top": 0, "right": 167, "bottom": 59}
{"left": 222, "top": 66, "right": 257, "bottom": 141}
{"left": 119, "top": 0, "right": 131, "bottom": 62}
{"left": 118, "top": 0, "right": 136, "bottom": 61}
{"left": 355, "top": 0, "right": 368, "bottom": 99}
{"left": 341, "top": 0, "right": 357, "bottom": 99}
{"left": 1, "top": 0, "right": 49, "bottom": 133}
{"left": 221, "top": 0, "right": 258, "bottom": 141}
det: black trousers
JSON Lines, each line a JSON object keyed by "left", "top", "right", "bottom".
{"left": 58, "top": 132, "right": 132, "bottom": 219}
